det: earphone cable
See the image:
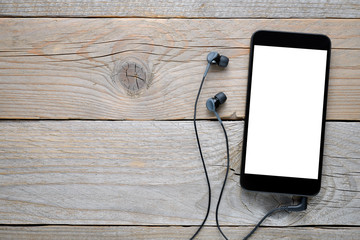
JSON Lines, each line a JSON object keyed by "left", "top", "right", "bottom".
{"left": 243, "top": 206, "right": 287, "bottom": 240}
{"left": 190, "top": 64, "right": 212, "bottom": 240}
{"left": 214, "top": 111, "right": 230, "bottom": 240}
{"left": 243, "top": 197, "right": 308, "bottom": 239}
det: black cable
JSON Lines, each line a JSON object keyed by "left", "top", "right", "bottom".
{"left": 191, "top": 62, "right": 230, "bottom": 239}
{"left": 190, "top": 64, "right": 212, "bottom": 240}
{"left": 243, "top": 197, "right": 308, "bottom": 240}
{"left": 214, "top": 111, "right": 230, "bottom": 240}
{"left": 243, "top": 206, "right": 287, "bottom": 240}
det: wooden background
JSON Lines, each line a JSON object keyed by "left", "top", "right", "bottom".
{"left": 0, "top": 1, "right": 359, "bottom": 239}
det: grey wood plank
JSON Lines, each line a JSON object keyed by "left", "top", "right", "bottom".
{"left": 0, "top": 19, "right": 359, "bottom": 120}
{"left": 0, "top": 226, "right": 359, "bottom": 240}
{"left": 0, "top": 0, "right": 359, "bottom": 18}
{"left": 0, "top": 121, "right": 359, "bottom": 225}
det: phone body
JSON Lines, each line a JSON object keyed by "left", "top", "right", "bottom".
{"left": 240, "top": 30, "right": 331, "bottom": 196}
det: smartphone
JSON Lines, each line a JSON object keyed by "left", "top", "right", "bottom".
{"left": 240, "top": 30, "right": 331, "bottom": 196}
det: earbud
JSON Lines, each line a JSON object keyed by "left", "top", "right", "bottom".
{"left": 207, "top": 52, "right": 229, "bottom": 67}
{"left": 206, "top": 92, "right": 227, "bottom": 112}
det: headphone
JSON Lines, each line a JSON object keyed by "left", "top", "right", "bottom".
{"left": 204, "top": 52, "right": 229, "bottom": 113}
{"left": 191, "top": 51, "right": 230, "bottom": 240}
{"left": 206, "top": 92, "right": 227, "bottom": 113}
{"left": 191, "top": 52, "right": 308, "bottom": 240}
{"left": 207, "top": 51, "right": 229, "bottom": 67}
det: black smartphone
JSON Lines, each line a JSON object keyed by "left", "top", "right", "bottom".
{"left": 240, "top": 30, "right": 331, "bottom": 196}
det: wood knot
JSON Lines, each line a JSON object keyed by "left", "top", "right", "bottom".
{"left": 112, "top": 58, "right": 151, "bottom": 96}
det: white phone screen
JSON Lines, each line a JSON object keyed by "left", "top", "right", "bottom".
{"left": 244, "top": 45, "right": 328, "bottom": 179}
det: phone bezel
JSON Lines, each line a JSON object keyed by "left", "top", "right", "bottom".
{"left": 240, "top": 30, "right": 331, "bottom": 196}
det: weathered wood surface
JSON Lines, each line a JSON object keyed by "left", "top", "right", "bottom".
{"left": 0, "top": 0, "right": 359, "bottom": 18}
{"left": 0, "top": 121, "right": 359, "bottom": 225}
{"left": 0, "top": 226, "right": 359, "bottom": 240}
{"left": 1, "top": 1, "right": 358, "bottom": 239}
{"left": 0, "top": 19, "right": 359, "bottom": 120}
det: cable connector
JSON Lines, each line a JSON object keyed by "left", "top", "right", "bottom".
{"left": 286, "top": 197, "right": 307, "bottom": 212}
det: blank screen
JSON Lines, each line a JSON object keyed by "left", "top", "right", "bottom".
{"left": 244, "top": 45, "right": 327, "bottom": 179}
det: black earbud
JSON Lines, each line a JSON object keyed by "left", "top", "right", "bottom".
{"left": 204, "top": 53, "right": 228, "bottom": 112}
{"left": 206, "top": 92, "right": 227, "bottom": 112}
{"left": 207, "top": 52, "right": 229, "bottom": 67}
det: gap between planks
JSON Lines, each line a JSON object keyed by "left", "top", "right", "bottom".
{"left": 0, "top": 225, "right": 359, "bottom": 240}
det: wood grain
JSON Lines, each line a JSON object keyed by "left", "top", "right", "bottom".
{"left": 0, "top": 121, "right": 359, "bottom": 225}
{"left": 0, "top": 0, "right": 359, "bottom": 18}
{"left": 0, "top": 19, "right": 359, "bottom": 120}
{"left": 0, "top": 226, "right": 359, "bottom": 240}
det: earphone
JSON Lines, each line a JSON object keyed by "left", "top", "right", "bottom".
{"left": 190, "top": 52, "right": 307, "bottom": 240}
{"left": 203, "top": 52, "right": 229, "bottom": 79}
{"left": 207, "top": 51, "right": 229, "bottom": 67}
{"left": 191, "top": 52, "right": 230, "bottom": 240}
{"left": 206, "top": 92, "right": 227, "bottom": 113}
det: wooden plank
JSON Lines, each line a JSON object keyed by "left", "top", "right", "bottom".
{"left": 0, "top": 19, "right": 359, "bottom": 120}
{"left": 0, "top": 0, "right": 359, "bottom": 18}
{"left": 0, "top": 121, "right": 359, "bottom": 225}
{"left": 0, "top": 226, "right": 359, "bottom": 240}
